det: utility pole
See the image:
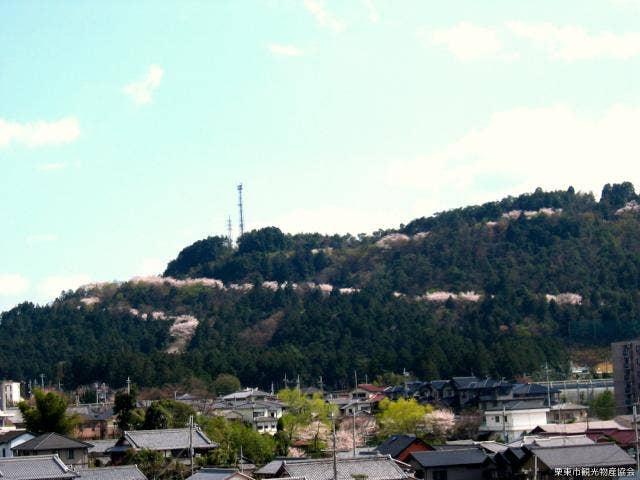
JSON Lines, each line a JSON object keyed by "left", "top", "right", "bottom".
{"left": 403, "top": 368, "right": 409, "bottom": 399}
{"left": 354, "top": 370, "right": 358, "bottom": 390}
{"left": 352, "top": 407, "right": 357, "bottom": 457}
{"left": 502, "top": 405, "right": 507, "bottom": 444}
{"left": 40, "top": 374, "right": 45, "bottom": 390}
{"left": 189, "top": 415, "right": 194, "bottom": 476}
{"left": 634, "top": 403, "right": 640, "bottom": 473}
{"left": 319, "top": 376, "right": 324, "bottom": 394}
{"left": 544, "top": 362, "right": 551, "bottom": 407}
{"left": 227, "top": 216, "right": 233, "bottom": 247}
{"left": 331, "top": 412, "right": 338, "bottom": 480}
{"left": 126, "top": 377, "right": 131, "bottom": 395}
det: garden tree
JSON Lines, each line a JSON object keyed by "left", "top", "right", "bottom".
{"left": 591, "top": 390, "right": 616, "bottom": 420}
{"left": 336, "top": 414, "right": 378, "bottom": 451}
{"left": 197, "top": 415, "right": 276, "bottom": 467}
{"left": 423, "top": 409, "right": 455, "bottom": 442}
{"left": 155, "top": 399, "right": 196, "bottom": 428}
{"left": 213, "top": 373, "right": 241, "bottom": 397}
{"left": 113, "top": 389, "right": 143, "bottom": 432}
{"left": 277, "top": 388, "right": 337, "bottom": 453}
{"left": 376, "top": 398, "right": 432, "bottom": 438}
{"left": 143, "top": 402, "right": 170, "bottom": 430}
{"left": 18, "top": 390, "right": 80, "bottom": 434}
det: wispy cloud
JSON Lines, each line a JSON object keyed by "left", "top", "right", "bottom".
{"left": 37, "top": 162, "right": 67, "bottom": 171}
{"left": 363, "top": 0, "right": 379, "bottom": 24}
{"left": 0, "top": 117, "right": 80, "bottom": 149}
{"left": 386, "top": 104, "right": 640, "bottom": 201}
{"left": 0, "top": 274, "right": 30, "bottom": 296}
{"left": 303, "top": 0, "right": 346, "bottom": 32}
{"left": 26, "top": 233, "right": 58, "bottom": 244}
{"left": 419, "top": 22, "right": 508, "bottom": 60}
{"left": 38, "top": 274, "right": 91, "bottom": 299}
{"left": 507, "top": 21, "right": 640, "bottom": 60}
{"left": 123, "top": 64, "right": 164, "bottom": 104}
{"left": 268, "top": 44, "right": 304, "bottom": 57}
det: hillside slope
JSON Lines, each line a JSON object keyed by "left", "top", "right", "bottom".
{"left": 1, "top": 182, "right": 639, "bottom": 390}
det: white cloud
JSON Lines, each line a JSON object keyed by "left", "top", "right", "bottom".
{"left": 38, "top": 274, "right": 91, "bottom": 300}
{"left": 363, "top": 0, "right": 379, "bottom": 23}
{"left": 0, "top": 117, "right": 80, "bottom": 149}
{"left": 26, "top": 233, "right": 58, "bottom": 244}
{"left": 507, "top": 21, "right": 640, "bottom": 60}
{"left": 123, "top": 64, "right": 164, "bottom": 104}
{"left": 0, "top": 274, "right": 30, "bottom": 296}
{"left": 303, "top": 0, "right": 346, "bottom": 32}
{"left": 37, "top": 162, "right": 66, "bottom": 171}
{"left": 421, "top": 22, "right": 506, "bottom": 60}
{"left": 609, "top": 0, "right": 640, "bottom": 9}
{"left": 387, "top": 104, "right": 640, "bottom": 199}
{"left": 268, "top": 44, "right": 304, "bottom": 56}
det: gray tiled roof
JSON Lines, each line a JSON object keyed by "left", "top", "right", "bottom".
{"left": 123, "top": 428, "right": 217, "bottom": 451}
{"left": 530, "top": 443, "right": 635, "bottom": 468}
{"left": 282, "top": 456, "right": 409, "bottom": 480}
{"left": 0, "top": 431, "right": 35, "bottom": 444}
{"left": 12, "top": 433, "right": 93, "bottom": 452}
{"left": 410, "top": 448, "right": 491, "bottom": 468}
{"left": 185, "top": 468, "right": 253, "bottom": 480}
{"left": 87, "top": 440, "right": 117, "bottom": 455}
{"left": 76, "top": 466, "right": 147, "bottom": 480}
{"left": 0, "top": 454, "right": 79, "bottom": 479}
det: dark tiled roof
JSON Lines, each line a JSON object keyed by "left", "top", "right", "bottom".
{"left": 87, "top": 440, "right": 117, "bottom": 455}
{"left": 428, "top": 381, "right": 449, "bottom": 391}
{"left": 67, "top": 405, "right": 115, "bottom": 422}
{"left": 411, "top": 448, "right": 491, "bottom": 468}
{"left": 0, "top": 454, "right": 79, "bottom": 479}
{"left": 122, "top": 428, "right": 217, "bottom": 451}
{"left": 530, "top": 443, "right": 634, "bottom": 468}
{"left": 282, "top": 456, "right": 409, "bottom": 480}
{"left": 512, "top": 383, "right": 560, "bottom": 395}
{"left": 484, "top": 399, "right": 548, "bottom": 411}
{"left": 76, "top": 465, "right": 147, "bottom": 480}
{"left": 451, "top": 377, "right": 481, "bottom": 389}
{"left": 12, "top": 432, "right": 93, "bottom": 452}
{"left": 0, "top": 430, "right": 34, "bottom": 444}
{"left": 375, "top": 435, "right": 419, "bottom": 458}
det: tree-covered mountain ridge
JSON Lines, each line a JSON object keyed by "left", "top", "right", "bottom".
{"left": 1, "top": 182, "right": 639, "bottom": 390}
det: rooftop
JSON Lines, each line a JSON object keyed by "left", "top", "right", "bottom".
{"left": 12, "top": 432, "right": 93, "bottom": 452}
{"left": 530, "top": 443, "right": 634, "bottom": 468}
{"left": 0, "top": 454, "right": 78, "bottom": 479}
{"left": 76, "top": 465, "right": 147, "bottom": 480}
{"left": 121, "top": 428, "right": 217, "bottom": 451}
{"left": 410, "top": 448, "right": 492, "bottom": 468}
{"left": 281, "top": 455, "right": 409, "bottom": 480}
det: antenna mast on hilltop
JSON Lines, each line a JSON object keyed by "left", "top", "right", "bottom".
{"left": 237, "top": 183, "right": 245, "bottom": 238}
{"left": 226, "top": 216, "right": 233, "bottom": 246}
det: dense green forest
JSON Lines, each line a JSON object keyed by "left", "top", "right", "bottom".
{"left": 1, "top": 182, "right": 639, "bottom": 390}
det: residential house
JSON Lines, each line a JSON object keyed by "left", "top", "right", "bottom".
{"left": 0, "top": 454, "right": 79, "bottom": 479}
{"left": 530, "top": 420, "right": 630, "bottom": 437}
{"left": 229, "top": 401, "right": 283, "bottom": 435}
{"left": 409, "top": 447, "right": 496, "bottom": 480}
{"left": 108, "top": 427, "right": 217, "bottom": 464}
{"left": 222, "top": 389, "right": 273, "bottom": 406}
{"left": 546, "top": 403, "right": 588, "bottom": 424}
{"left": 520, "top": 443, "right": 634, "bottom": 478}
{"left": 76, "top": 465, "right": 148, "bottom": 480}
{"left": 87, "top": 439, "right": 117, "bottom": 466}
{"left": 479, "top": 400, "right": 550, "bottom": 442}
{"left": 12, "top": 432, "right": 93, "bottom": 466}
{"left": 375, "top": 434, "right": 433, "bottom": 462}
{"left": 271, "top": 455, "right": 411, "bottom": 480}
{"left": 67, "top": 404, "right": 117, "bottom": 440}
{"left": 350, "top": 384, "right": 385, "bottom": 400}
{"left": 0, "top": 430, "right": 36, "bottom": 458}
{"left": 186, "top": 467, "right": 255, "bottom": 480}
{"left": 254, "top": 458, "right": 308, "bottom": 479}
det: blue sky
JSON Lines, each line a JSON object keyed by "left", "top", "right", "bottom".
{"left": 1, "top": 0, "right": 639, "bottom": 310}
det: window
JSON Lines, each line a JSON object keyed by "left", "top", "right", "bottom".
{"left": 494, "top": 416, "right": 500, "bottom": 423}
{"left": 433, "top": 470, "right": 448, "bottom": 480}
{"left": 2, "top": 448, "right": 5, "bottom": 457}
{"left": 68, "top": 449, "right": 75, "bottom": 460}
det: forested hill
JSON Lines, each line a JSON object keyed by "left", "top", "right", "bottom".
{"left": 1, "top": 182, "right": 639, "bottom": 390}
